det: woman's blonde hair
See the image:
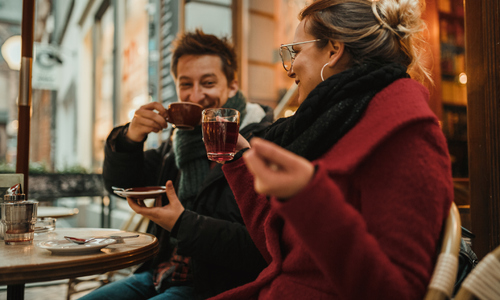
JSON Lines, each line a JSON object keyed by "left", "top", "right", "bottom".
{"left": 300, "top": 0, "right": 431, "bottom": 83}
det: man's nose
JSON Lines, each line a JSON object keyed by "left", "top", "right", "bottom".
{"left": 188, "top": 86, "right": 205, "bottom": 103}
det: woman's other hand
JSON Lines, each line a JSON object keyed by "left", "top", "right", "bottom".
{"left": 243, "top": 138, "right": 314, "bottom": 199}
{"left": 127, "top": 102, "right": 168, "bottom": 142}
{"left": 127, "top": 181, "right": 185, "bottom": 231}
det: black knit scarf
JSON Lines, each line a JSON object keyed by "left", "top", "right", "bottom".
{"left": 264, "top": 62, "right": 409, "bottom": 161}
{"left": 173, "top": 91, "right": 247, "bottom": 208}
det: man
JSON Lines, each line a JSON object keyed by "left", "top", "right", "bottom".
{"left": 81, "top": 29, "right": 272, "bottom": 300}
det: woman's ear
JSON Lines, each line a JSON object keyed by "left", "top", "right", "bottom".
{"left": 328, "top": 41, "right": 345, "bottom": 67}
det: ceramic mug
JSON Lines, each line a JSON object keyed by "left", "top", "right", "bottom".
{"left": 165, "top": 102, "right": 204, "bottom": 130}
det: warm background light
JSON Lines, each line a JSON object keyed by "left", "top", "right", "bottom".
{"left": 458, "top": 72, "right": 467, "bottom": 85}
{"left": 1, "top": 35, "right": 22, "bottom": 71}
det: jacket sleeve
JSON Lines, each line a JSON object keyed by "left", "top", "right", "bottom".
{"left": 173, "top": 210, "right": 267, "bottom": 274}
{"left": 222, "top": 158, "right": 273, "bottom": 263}
{"left": 270, "top": 121, "right": 453, "bottom": 300}
{"left": 102, "top": 125, "right": 166, "bottom": 193}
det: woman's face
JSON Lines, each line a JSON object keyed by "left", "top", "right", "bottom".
{"left": 175, "top": 54, "right": 238, "bottom": 109}
{"left": 287, "top": 20, "right": 332, "bottom": 103}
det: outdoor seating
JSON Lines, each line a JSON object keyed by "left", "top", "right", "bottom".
{"left": 454, "top": 244, "right": 500, "bottom": 300}
{"left": 423, "top": 202, "right": 462, "bottom": 300}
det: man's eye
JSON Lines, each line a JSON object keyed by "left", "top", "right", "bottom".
{"left": 203, "top": 81, "right": 215, "bottom": 86}
{"left": 179, "top": 83, "right": 192, "bottom": 87}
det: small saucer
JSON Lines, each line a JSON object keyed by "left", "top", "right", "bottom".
{"left": 114, "top": 186, "right": 166, "bottom": 199}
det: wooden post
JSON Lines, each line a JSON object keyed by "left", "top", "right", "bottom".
{"left": 465, "top": 0, "right": 500, "bottom": 258}
{"left": 16, "top": 0, "right": 36, "bottom": 197}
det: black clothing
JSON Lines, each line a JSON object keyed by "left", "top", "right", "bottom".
{"left": 102, "top": 104, "right": 273, "bottom": 299}
{"left": 265, "top": 62, "right": 408, "bottom": 161}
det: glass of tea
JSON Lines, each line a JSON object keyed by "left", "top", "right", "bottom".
{"left": 202, "top": 108, "right": 240, "bottom": 163}
{"left": 1, "top": 200, "right": 38, "bottom": 245}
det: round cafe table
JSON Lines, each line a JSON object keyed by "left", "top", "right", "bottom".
{"left": 0, "top": 228, "right": 159, "bottom": 300}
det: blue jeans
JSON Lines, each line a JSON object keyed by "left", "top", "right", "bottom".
{"left": 77, "top": 270, "right": 196, "bottom": 300}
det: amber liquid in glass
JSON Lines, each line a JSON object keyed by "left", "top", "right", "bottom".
{"left": 202, "top": 121, "right": 239, "bottom": 163}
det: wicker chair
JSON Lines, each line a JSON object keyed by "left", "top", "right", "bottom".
{"left": 454, "top": 244, "right": 500, "bottom": 300}
{"left": 423, "top": 202, "right": 462, "bottom": 300}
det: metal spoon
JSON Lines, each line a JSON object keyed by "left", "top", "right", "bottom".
{"left": 64, "top": 235, "right": 140, "bottom": 244}
{"left": 64, "top": 236, "right": 96, "bottom": 244}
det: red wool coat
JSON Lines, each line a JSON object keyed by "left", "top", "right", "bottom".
{"left": 214, "top": 79, "right": 454, "bottom": 300}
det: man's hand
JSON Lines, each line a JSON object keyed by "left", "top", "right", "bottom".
{"left": 243, "top": 138, "right": 314, "bottom": 199}
{"left": 127, "top": 102, "right": 169, "bottom": 142}
{"left": 127, "top": 181, "right": 185, "bottom": 231}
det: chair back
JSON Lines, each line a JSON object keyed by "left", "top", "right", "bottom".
{"left": 121, "top": 211, "right": 150, "bottom": 232}
{"left": 454, "top": 245, "right": 500, "bottom": 300}
{"left": 424, "top": 202, "right": 462, "bottom": 300}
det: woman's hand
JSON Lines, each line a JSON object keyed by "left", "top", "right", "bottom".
{"left": 127, "top": 181, "right": 185, "bottom": 231}
{"left": 127, "top": 102, "right": 168, "bottom": 142}
{"left": 235, "top": 133, "right": 251, "bottom": 152}
{"left": 243, "top": 138, "right": 314, "bottom": 199}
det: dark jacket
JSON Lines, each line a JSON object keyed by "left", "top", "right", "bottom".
{"left": 102, "top": 104, "right": 273, "bottom": 299}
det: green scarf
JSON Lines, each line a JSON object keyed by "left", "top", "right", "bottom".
{"left": 173, "top": 91, "right": 247, "bottom": 208}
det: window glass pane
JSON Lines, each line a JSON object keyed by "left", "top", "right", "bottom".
{"left": 93, "top": 7, "right": 115, "bottom": 171}
{"left": 191, "top": 0, "right": 231, "bottom": 6}
{"left": 185, "top": 3, "right": 232, "bottom": 38}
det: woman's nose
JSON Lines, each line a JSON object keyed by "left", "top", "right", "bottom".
{"left": 287, "top": 66, "right": 295, "bottom": 78}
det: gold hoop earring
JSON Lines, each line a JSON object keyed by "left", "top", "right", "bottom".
{"left": 320, "top": 63, "right": 329, "bottom": 82}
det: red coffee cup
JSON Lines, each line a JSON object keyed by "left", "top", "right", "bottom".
{"left": 165, "top": 102, "right": 204, "bottom": 130}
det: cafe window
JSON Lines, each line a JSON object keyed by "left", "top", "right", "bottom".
{"left": 120, "top": 0, "right": 149, "bottom": 126}
{"left": 92, "top": 2, "right": 114, "bottom": 172}
{"left": 184, "top": 0, "right": 232, "bottom": 38}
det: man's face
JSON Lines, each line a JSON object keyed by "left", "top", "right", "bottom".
{"left": 175, "top": 54, "right": 238, "bottom": 108}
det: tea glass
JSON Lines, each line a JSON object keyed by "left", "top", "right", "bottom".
{"left": 202, "top": 108, "right": 240, "bottom": 163}
{"left": 1, "top": 200, "right": 38, "bottom": 245}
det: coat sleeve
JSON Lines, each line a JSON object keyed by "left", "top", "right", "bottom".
{"left": 270, "top": 121, "right": 453, "bottom": 300}
{"left": 174, "top": 210, "right": 267, "bottom": 274}
{"left": 102, "top": 125, "right": 166, "bottom": 193}
{"left": 222, "top": 158, "right": 273, "bottom": 263}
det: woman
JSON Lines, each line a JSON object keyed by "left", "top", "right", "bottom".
{"left": 212, "top": 0, "right": 453, "bottom": 299}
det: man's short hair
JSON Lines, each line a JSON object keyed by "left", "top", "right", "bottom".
{"left": 170, "top": 29, "right": 238, "bottom": 84}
